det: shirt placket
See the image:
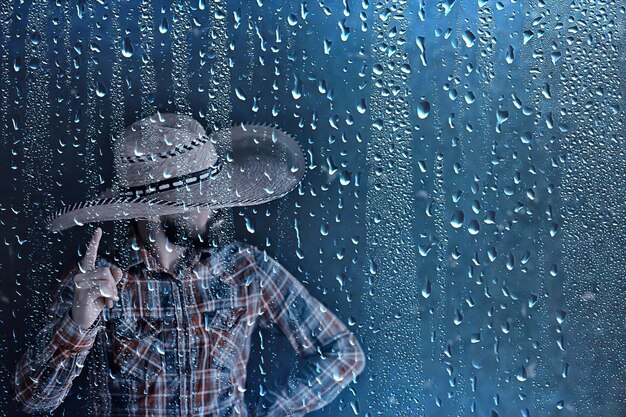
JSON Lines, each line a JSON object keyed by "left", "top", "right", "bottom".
{"left": 181, "top": 273, "right": 199, "bottom": 416}
{"left": 140, "top": 247, "right": 200, "bottom": 417}
{"left": 176, "top": 270, "right": 201, "bottom": 416}
{"left": 170, "top": 278, "right": 188, "bottom": 416}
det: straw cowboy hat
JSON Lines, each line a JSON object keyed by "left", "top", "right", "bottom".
{"left": 46, "top": 113, "right": 307, "bottom": 232}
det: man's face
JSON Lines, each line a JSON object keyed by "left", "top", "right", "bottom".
{"left": 161, "top": 210, "right": 212, "bottom": 246}
{"left": 136, "top": 208, "right": 216, "bottom": 248}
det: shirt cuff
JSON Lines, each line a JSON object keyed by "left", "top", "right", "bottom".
{"left": 51, "top": 310, "right": 102, "bottom": 353}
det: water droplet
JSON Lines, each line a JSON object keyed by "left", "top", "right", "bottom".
{"left": 450, "top": 210, "right": 464, "bottom": 228}
{"left": 338, "top": 18, "right": 350, "bottom": 41}
{"left": 368, "top": 257, "right": 377, "bottom": 275}
{"left": 339, "top": 170, "right": 351, "bottom": 185}
{"left": 156, "top": 340, "right": 165, "bottom": 355}
{"left": 506, "top": 253, "right": 515, "bottom": 270}
{"left": 422, "top": 279, "right": 431, "bottom": 298}
{"left": 487, "top": 247, "right": 497, "bottom": 262}
{"left": 30, "top": 30, "right": 42, "bottom": 45}
{"left": 323, "top": 39, "right": 332, "bottom": 55}
{"left": 235, "top": 87, "right": 246, "bottom": 101}
{"left": 96, "top": 82, "right": 107, "bottom": 97}
{"left": 357, "top": 98, "right": 367, "bottom": 114}
{"left": 291, "top": 73, "right": 302, "bottom": 99}
{"left": 12, "top": 56, "right": 22, "bottom": 72}
{"left": 468, "top": 219, "right": 480, "bottom": 235}
{"left": 453, "top": 309, "right": 463, "bottom": 325}
{"left": 159, "top": 18, "right": 169, "bottom": 34}
{"left": 495, "top": 110, "right": 509, "bottom": 133}
{"left": 332, "top": 370, "right": 345, "bottom": 382}
{"left": 505, "top": 45, "right": 515, "bottom": 64}
{"left": 417, "top": 101, "right": 430, "bottom": 119}
{"left": 335, "top": 274, "right": 344, "bottom": 289}
{"left": 523, "top": 30, "right": 534, "bottom": 44}
{"left": 501, "top": 320, "right": 511, "bottom": 334}
{"left": 462, "top": 30, "right": 476, "bottom": 47}
{"left": 121, "top": 37, "right": 134, "bottom": 58}
{"left": 244, "top": 216, "right": 255, "bottom": 233}
{"left": 441, "top": 0, "right": 456, "bottom": 15}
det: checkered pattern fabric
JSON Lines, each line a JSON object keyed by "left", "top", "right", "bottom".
{"left": 13, "top": 240, "right": 366, "bottom": 416}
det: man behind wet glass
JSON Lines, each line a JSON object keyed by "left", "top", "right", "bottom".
{"left": 13, "top": 113, "right": 365, "bottom": 416}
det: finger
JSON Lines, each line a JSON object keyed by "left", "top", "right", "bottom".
{"left": 86, "top": 282, "right": 119, "bottom": 301}
{"left": 109, "top": 265, "right": 124, "bottom": 284}
{"left": 80, "top": 227, "right": 102, "bottom": 273}
{"left": 101, "top": 280, "right": 119, "bottom": 300}
{"left": 100, "top": 266, "right": 115, "bottom": 283}
{"left": 74, "top": 266, "right": 114, "bottom": 287}
{"left": 73, "top": 273, "right": 88, "bottom": 288}
{"left": 84, "top": 281, "right": 119, "bottom": 306}
{"left": 99, "top": 272, "right": 119, "bottom": 298}
{"left": 81, "top": 277, "right": 118, "bottom": 288}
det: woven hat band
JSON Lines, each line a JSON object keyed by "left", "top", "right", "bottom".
{"left": 118, "top": 156, "right": 224, "bottom": 198}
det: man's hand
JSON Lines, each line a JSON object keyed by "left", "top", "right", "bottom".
{"left": 70, "top": 227, "right": 123, "bottom": 329}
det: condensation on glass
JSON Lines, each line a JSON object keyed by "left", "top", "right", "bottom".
{"left": 2, "top": 1, "right": 625, "bottom": 416}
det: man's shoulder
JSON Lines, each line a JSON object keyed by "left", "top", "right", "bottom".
{"left": 197, "top": 240, "right": 294, "bottom": 276}
{"left": 195, "top": 240, "right": 260, "bottom": 285}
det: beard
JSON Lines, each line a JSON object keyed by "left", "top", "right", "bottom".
{"left": 162, "top": 216, "right": 200, "bottom": 248}
{"left": 161, "top": 209, "right": 228, "bottom": 249}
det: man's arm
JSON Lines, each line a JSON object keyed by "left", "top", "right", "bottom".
{"left": 12, "top": 261, "right": 105, "bottom": 414}
{"left": 251, "top": 246, "right": 366, "bottom": 417}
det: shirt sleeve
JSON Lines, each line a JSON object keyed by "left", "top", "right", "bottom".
{"left": 251, "top": 246, "right": 366, "bottom": 417}
{"left": 12, "top": 261, "right": 105, "bottom": 414}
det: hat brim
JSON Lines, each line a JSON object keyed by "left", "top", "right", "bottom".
{"left": 46, "top": 122, "right": 307, "bottom": 233}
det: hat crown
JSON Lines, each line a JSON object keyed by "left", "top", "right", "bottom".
{"left": 113, "top": 113, "right": 219, "bottom": 189}
{"left": 119, "top": 113, "right": 206, "bottom": 158}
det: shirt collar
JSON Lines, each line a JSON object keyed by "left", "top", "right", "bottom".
{"left": 128, "top": 243, "right": 203, "bottom": 278}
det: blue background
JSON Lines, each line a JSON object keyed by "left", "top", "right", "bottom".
{"left": 1, "top": 1, "right": 625, "bottom": 416}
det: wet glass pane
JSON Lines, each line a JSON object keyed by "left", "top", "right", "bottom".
{"left": 2, "top": 1, "right": 625, "bottom": 416}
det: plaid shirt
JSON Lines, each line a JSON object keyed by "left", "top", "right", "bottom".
{"left": 13, "top": 239, "right": 366, "bottom": 416}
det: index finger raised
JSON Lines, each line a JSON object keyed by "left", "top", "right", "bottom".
{"left": 80, "top": 227, "right": 102, "bottom": 272}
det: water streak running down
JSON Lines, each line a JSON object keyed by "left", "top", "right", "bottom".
{"left": 1, "top": 1, "right": 625, "bottom": 416}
